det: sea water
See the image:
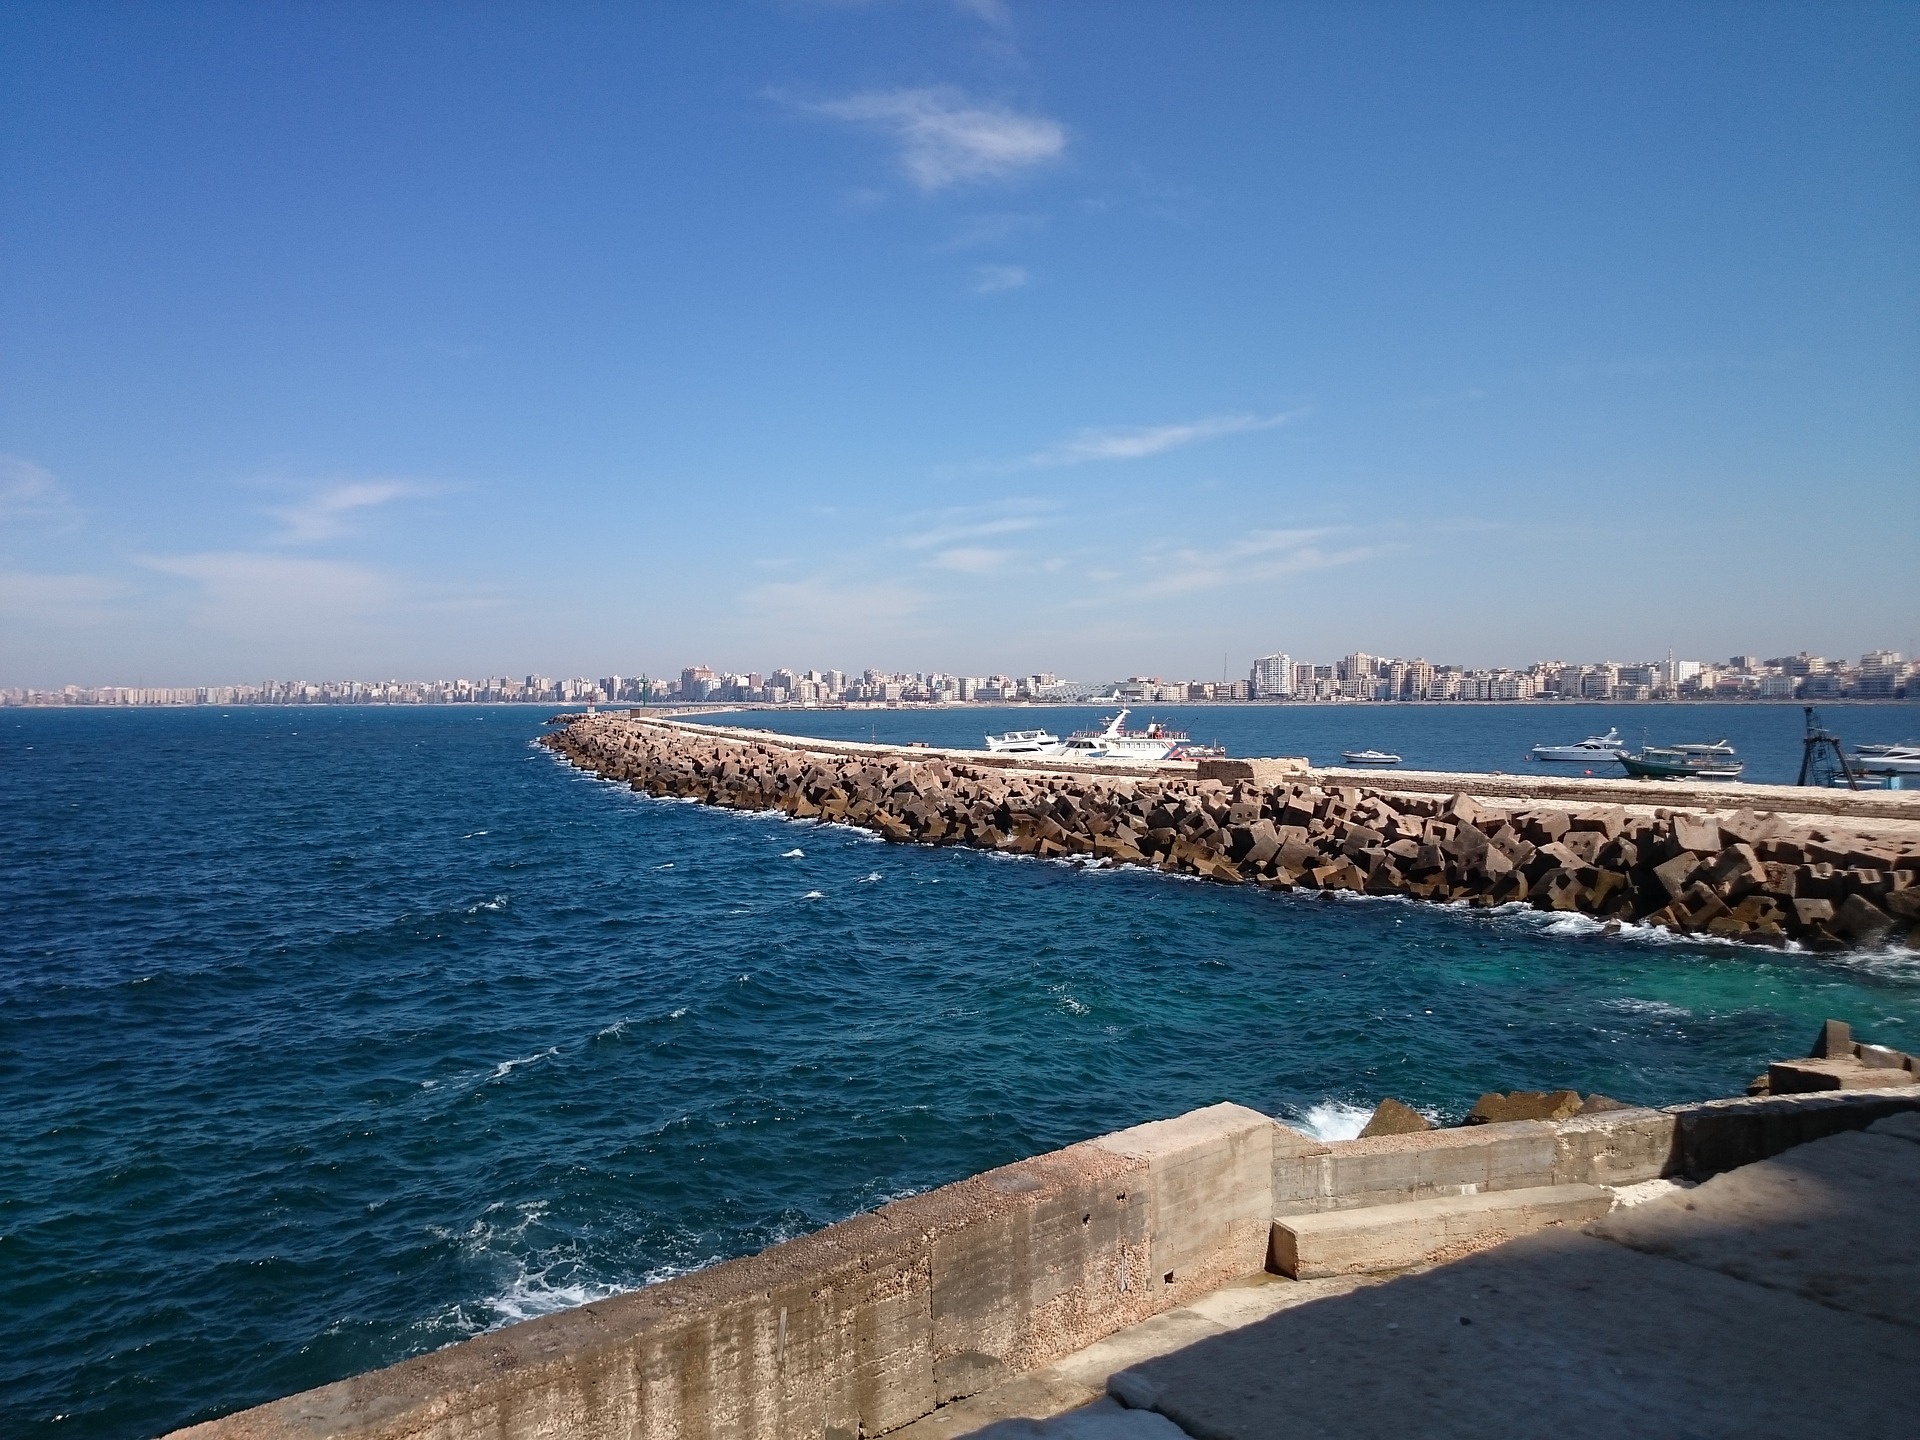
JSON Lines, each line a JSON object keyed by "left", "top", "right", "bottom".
{"left": 3, "top": 704, "right": 1917, "bottom": 1439}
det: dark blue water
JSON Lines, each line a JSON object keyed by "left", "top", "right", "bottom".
{"left": 708, "top": 701, "right": 1920, "bottom": 787}
{"left": 4, "top": 705, "right": 1917, "bottom": 1440}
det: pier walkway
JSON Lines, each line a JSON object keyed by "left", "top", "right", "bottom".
{"left": 915, "top": 1114, "right": 1920, "bottom": 1438}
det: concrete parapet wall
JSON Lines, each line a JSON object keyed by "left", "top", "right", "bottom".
{"left": 167, "top": 1109, "right": 1273, "bottom": 1440}
{"left": 1274, "top": 1088, "right": 1920, "bottom": 1223}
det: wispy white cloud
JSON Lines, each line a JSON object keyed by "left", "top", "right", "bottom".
{"left": 1136, "top": 527, "right": 1391, "bottom": 597}
{"left": 931, "top": 546, "right": 1011, "bottom": 574}
{"left": 143, "top": 551, "right": 398, "bottom": 630}
{"left": 936, "top": 212, "right": 1046, "bottom": 252}
{"left": 268, "top": 480, "right": 424, "bottom": 544}
{"left": 1027, "top": 410, "right": 1300, "bottom": 467}
{"left": 808, "top": 87, "right": 1066, "bottom": 191}
{"left": 0, "top": 570, "right": 131, "bottom": 626}
{"left": 897, "top": 502, "right": 1050, "bottom": 552}
{"left": 951, "top": 0, "right": 1013, "bottom": 26}
{"left": 972, "top": 263, "right": 1029, "bottom": 294}
{"left": 0, "top": 455, "right": 83, "bottom": 528}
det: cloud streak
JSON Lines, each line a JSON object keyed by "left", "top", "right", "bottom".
{"left": 972, "top": 264, "right": 1029, "bottom": 294}
{"left": 808, "top": 88, "right": 1066, "bottom": 191}
{"left": 0, "top": 455, "right": 83, "bottom": 528}
{"left": 143, "top": 551, "right": 398, "bottom": 630}
{"left": 1136, "top": 527, "right": 1391, "bottom": 597}
{"left": 268, "top": 481, "right": 423, "bottom": 544}
{"left": 1027, "top": 410, "right": 1300, "bottom": 467}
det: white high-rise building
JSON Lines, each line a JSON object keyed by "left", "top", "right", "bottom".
{"left": 1249, "top": 653, "right": 1293, "bottom": 699}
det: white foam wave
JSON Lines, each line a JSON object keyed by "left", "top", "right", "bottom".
{"left": 668, "top": 1007, "right": 687, "bottom": 1019}
{"left": 860, "top": 871, "right": 883, "bottom": 883}
{"left": 1059, "top": 995, "right": 1090, "bottom": 1016}
{"left": 596, "top": 1018, "right": 630, "bottom": 1039}
{"left": 466, "top": 894, "right": 510, "bottom": 914}
{"left": 781, "top": 848, "right": 805, "bottom": 858}
{"left": 1602, "top": 998, "right": 1692, "bottom": 1019}
{"left": 801, "top": 890, "right": 825, "bottom": 900}
{"left": 1292, "top": 1100, "right": 1372, "bottom": 1142}
{"left": 654, "top": 862, "right": 674, "bottom": 870}
{"left": 491, "top": 1047, "right": 558, "bottom": 1080}
{"left": 480, "top": 1264, "right": 633, "bottom": 1327}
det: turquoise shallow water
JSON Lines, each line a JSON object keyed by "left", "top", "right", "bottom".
{"left": 3, "top": 704, "right": 1917, "bottom": 1439}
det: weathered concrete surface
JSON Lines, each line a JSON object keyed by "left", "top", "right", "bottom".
{"left": 1665, "top": 1086, "right": 1920, "bottom": 1177}
{"left": 1270, "top": 1183, "right": 1612, "bottom": 1278}
{"left": 1088, "top": 1103, "right": 1275, "bottom": 1301}
{"left": 1272, "top": 1119, "right": 1559, "bottom": 1214}
{"left": 1106, "top": 1229, "right": 1919, "bottom": 1438}
{"left": 1593, "top": 1128, "right": 1920, "bottom": 1328}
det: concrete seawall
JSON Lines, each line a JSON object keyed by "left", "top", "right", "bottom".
{"left": 539, "top": 714, "right": 1920, "bottom": 950}
{"left": 168, "top": 1083, "right": 1920, "bottom": 1440}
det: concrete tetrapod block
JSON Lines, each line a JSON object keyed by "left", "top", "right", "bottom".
{"left": 1106, "top": 1229, "right": 1920, "bottom": 1440}
{"left": 1591, "top": 1127, "right": 1920, "bottom": 1329}
{"left": 1269, "top": 1183, "right": 1613, "bottom": 1279}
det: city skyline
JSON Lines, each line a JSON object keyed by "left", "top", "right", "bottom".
{"left": 9, "top": 644, "right": 1910, "bottom": 708}
{"left": 2, "top": 4, "right": 1916, "bottom": 688}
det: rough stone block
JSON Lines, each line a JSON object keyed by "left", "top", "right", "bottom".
{"left": 1670, "top": 811, "right": 1721, "bottom": 854}
{"left": 1358, "top": 1098, "right": 1431, "bottom": 1138}
{"left": 1466, "top": 1090, "right": 1583, "bottom": 1124}
{"left": 1270, "top": 1184, "right": 1613, "bottom": 1279}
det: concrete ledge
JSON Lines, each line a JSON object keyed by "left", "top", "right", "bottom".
{"left": 1270, "top": 1184, "right": 1613, "bottom": 1279}
{"left": 1273, "top": 1120, "right": 1558, "bottom": 1215}
{"left": 1666, "top": 1088, "right": 1920, "bottom": 1179}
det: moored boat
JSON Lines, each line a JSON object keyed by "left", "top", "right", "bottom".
{"left": 1340, "top": 749, "right": 1402, "bottom": 765}
{"left": 1059, "top": 709, "right": 1188, "bottom": 762}
{"left": 1852, "top": 743, "right": 1920, "bottom": 774}
{"left": 984, "top": 727, "right": 1064, "bottom": 755}
{"left": 1619, "top": 739, "right": 1743, "bottom": 780}
{"left": 1530, "top": 727, "right": 1626, "bottom": 763}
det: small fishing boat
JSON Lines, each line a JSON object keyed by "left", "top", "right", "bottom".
{"left": 1619, "top": 739, "right": 1743, "bottom": 780}
{"left": 1341, "top": 749, "right": 1402, "bottom": 765}
{"left": 1530, "top": 728, "right": 1626, "bottom": 763}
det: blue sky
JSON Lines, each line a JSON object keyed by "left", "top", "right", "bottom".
{"left": 2, "top": 0, "right": 1915, "bottom": 687}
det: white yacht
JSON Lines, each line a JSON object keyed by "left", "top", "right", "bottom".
{"left": 1853, "top": 743, "right": 1920, "bottom": 774}
{"left": 984, "top": 727, "right": 1064, "bottom": 755}
{"left": 1340, "top": 749, "right": 1402, "bottom": 766}
{"left": 1060, "top": 710, "right": 1189, "bottom": 762}
{"left": 1530, "top": 728, "right": 1627, "bottom": 763}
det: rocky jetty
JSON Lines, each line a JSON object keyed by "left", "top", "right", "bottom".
{"left": 543, "top": 716, "right": 1919, "bottom": 950}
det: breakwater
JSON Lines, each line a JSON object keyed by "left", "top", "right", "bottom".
{"left": 544, "top": 714, "right": 1920, "bottom": 950}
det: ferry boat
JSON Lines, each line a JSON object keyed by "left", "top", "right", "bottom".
{"left": 1619, "top": 740, "right": 1743, "bottom": 780}
{"left": 983, "top": 727, "right": 1064, "bottom": 756}
{"left": 1059, "top": 710, "right": 1188, "bottom": 762}
{"left": 1529, "top": 728, "right": 1626, "bottom": 763}
{"left": 1340, "top": 749, "right": 1403, "bottom": 766}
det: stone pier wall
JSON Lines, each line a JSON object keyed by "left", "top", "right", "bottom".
{"left": 542, "top": 715, "right": 1920, "bottom": 950}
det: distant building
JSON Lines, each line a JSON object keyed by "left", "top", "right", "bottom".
{"left": 1249, "top": 653, "right": 1292, "bottom": 699}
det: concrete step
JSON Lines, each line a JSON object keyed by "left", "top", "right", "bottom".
{"left": 1271, "top": 1184, "right": 1613, "bottom": 1279}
